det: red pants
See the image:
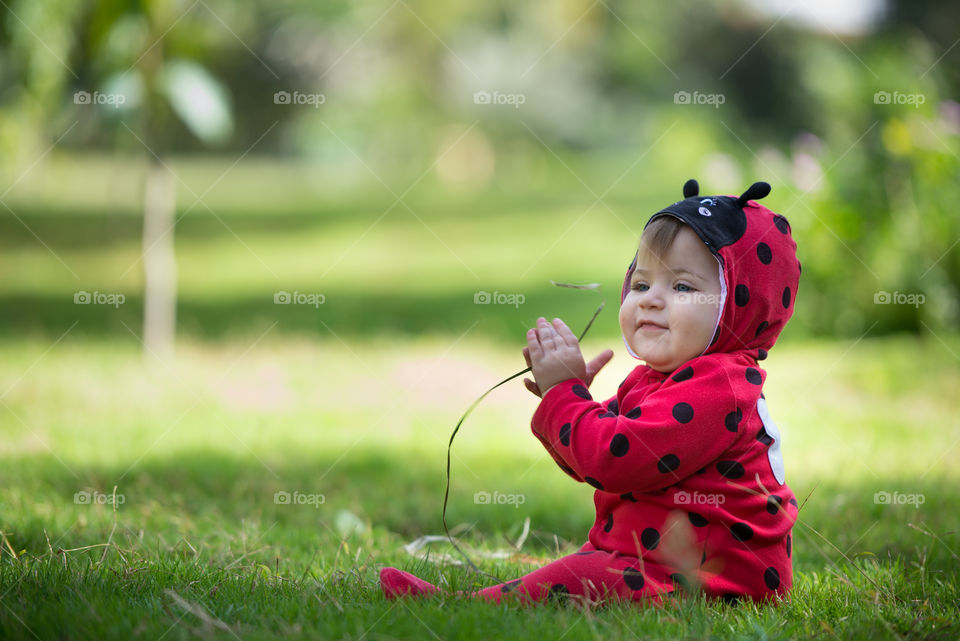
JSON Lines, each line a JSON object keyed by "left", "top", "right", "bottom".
{"left": 381, "top": 541, "right": 680, "bottom": 605}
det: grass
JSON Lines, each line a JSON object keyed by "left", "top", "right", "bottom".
{"left": 2, "top": 154, "right": 957, "bottom": 638}
{"left": 0, "top": 150, "right": 837, "bottom": 344}
{"left": 1, "top": 332, "right": 959, "bottom": 640}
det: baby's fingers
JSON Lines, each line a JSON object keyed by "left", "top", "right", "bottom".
{"left": 523, "top": 377, "right": 542, "bottom": 398}
{"left": 537, "top": 317, "right": 557, "bottom": 349}
{"left": 585, "top": 349, "right": 614, "bottom": 384}
{"left": 552, "top": 318, "right": 580, "bottom": 347}
{"left": 526, "top": 329, "right": 543, "bottom": 358}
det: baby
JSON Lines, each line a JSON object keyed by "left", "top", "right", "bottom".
{"left": 381, "top": 179, "right": 800, "bottom": 605}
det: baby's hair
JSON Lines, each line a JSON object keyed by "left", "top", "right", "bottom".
{"left": 639, "top": 214, "right": 686, "bottom": 258}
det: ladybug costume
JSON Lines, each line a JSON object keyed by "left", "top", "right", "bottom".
{"left": 381, "top": 179, "right": 801, "bottom": 605}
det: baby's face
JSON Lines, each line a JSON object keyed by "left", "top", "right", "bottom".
{"left": 619, "top": 226, "right": 723, "bottom": 373}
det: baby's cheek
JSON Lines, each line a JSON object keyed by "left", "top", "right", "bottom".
{"left": 618, "top": 301, "right": 633, "bottom": 329}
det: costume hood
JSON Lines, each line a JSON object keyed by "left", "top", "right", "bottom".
{"left": 621, "top": 179, "right": 801, "bottom": 362}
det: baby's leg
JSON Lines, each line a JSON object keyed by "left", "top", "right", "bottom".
{"left": 380, "top": 544, "right": 668, "bottom": 605}
{"left": 472, "top": 545, "right": 665, "bottom": 605}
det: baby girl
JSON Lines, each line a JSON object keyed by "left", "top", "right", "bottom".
{"left": 381, "top": 179, "right": 800, "bottom": 605}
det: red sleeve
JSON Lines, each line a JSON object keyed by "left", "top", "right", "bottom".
{"left": 530, "top": 355, "right": 749, "bottom": 494}
{"left": 530, "top": 389, "right": 619, "bottom": 483}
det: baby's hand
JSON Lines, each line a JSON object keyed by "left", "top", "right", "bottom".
{"left": 523, "top": 317, "right": 613, "bottom": 397}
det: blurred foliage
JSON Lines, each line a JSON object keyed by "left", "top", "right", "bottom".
{"left": 0, "top": 0, "right": 957, "bottom": 339}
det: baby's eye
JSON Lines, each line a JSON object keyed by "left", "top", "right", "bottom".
{"left": 675, "top": 283, "right": 694, "bottom": 293}
{"left": 632, "top": 282, "right": 649, "bottom": 291}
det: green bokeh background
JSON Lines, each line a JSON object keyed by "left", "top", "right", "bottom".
{"left": 0, "top": 0, "right": 958, "bottom": 343}
{"left": 1, "top": 2, "right": 959, "bottom": 639}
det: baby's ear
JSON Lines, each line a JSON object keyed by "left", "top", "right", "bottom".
{"left": 737, "top": 181, "right": 771, "bottom": 207}
{"left": 683, "top": 179, "right": 699, "bottom": 198}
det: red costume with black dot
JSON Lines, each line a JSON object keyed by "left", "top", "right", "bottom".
{"left": 381, "top": 179, "right": 801, "bottom": 605}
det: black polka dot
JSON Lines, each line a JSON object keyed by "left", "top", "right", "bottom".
{"left": 672, "top": 366, "right": 693, "bottom": 382}
{"left": 607, "top": 399, "right": 619, "bottom": 414}
{"left": 766, "top": 495, "right": 783, "bottom": 515}
{"left": 786, "top": 534, "right": 792, "bottom": 558}
{"left": 620, "top": 492, "right": 638, "bottom": 502}
{"left": 721, "top": 593, "right": 741, "bottom": 604}
{"left": 717, "top": 460, "right": 745, "bottom": 479}
{"left": 571, "top": 384, "right": 592, "bottom": 400}
{"left": 669, "top": 573, "right": 690, "bottom": 591}
{"left": 641, "top": 528, "right": 660, "bottom": 550}
{"left": 585, "top": 477, "right": 604, "bottom": 490}
{"left": 688, "top": 511, "right": 708, "bottom": 527}
{"left": 549, "top": 583, "right": 570, "bottom": 601}
{"left": 782, "top": 287, "right": 791, "bottom": 309}
{"left": 730, "top": 522, "right": 754, "bottom": 541}
{"left": 696, "top": 466, "right": 708, "bottom": 474}
{"left": 657, "top": 454, "right": 680, "bottom": 473}
{"left": 603, "top": 513, "right": 614, "bottom": 532}
{"left": 598, "top": 411, "right": 617, "bottom": 418}
{"left": 559, "top": 463, "right": 575, "bottom": 476}
{"left": 773, "top": 215, "right": 789, "bottom": 234}
{"left": 756, "top": 243, "right": 772, "bottom": 264}
{"left": 735, "top": 284, "right": 750, "bottom": 307}
{"left": 501, "top": 579, "right": 521, "bottom": 592}
{"left": 755, "top": 321, "right": 769, "bottom": 337}
{"left": 559, "top": 423, "right": 571, "bottom": 446}
{"left": 757, "top": 348, "right": 768, "bottom": 361}
{"left": 625, "top": 407, "right": 642, "bottom": 419}
{"left": 798, "top": 261, "right": 802, "bottom": 274}
{"left": 789, "top": 498, "right": 799, "bottom": 508}
{"left": 574, "top": 550, "right": 596, "bottom": 556}
{"left": 609, "top": 434, "right": 630, "bottom": 457}
{"left": 724, "top": 409, "right": 742, "bottom": 432}
{"left": 764, "top": 567, "right": 780, "bottom": 590}
{"left": 623, "top": 567, "right": 645, "bottom": 590}
{"left": 745, "top": 368, "right": 762, "bottom": 385}
{"left": 757, "top": 427, "right": 774, "bottom": 446}
{"left": 672, "top": 402, "right": 694, "bottom": 423}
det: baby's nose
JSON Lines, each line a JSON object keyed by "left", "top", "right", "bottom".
{"left": 639, "top": 290, "right": 665, "bottom": 308}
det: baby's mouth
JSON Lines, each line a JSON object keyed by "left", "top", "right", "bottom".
{"left": 637, "top": 320, "right": 667, "bottom": 332}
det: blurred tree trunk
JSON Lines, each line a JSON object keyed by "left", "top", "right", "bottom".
{"left": 142, "top": 157, "right": 176, "bottom": 359}
{"left": 141, "top": 1, "right": 175, "bottom": 360}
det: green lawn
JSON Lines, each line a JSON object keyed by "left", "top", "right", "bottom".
{"left": 1, "top": 333, "right": 958, "bottom": 640}
{"left": 1, "top": 156, "right": 957, "bottom": 638}
{"left": 0, "top": 151, "right": 828, "bottom": 344}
